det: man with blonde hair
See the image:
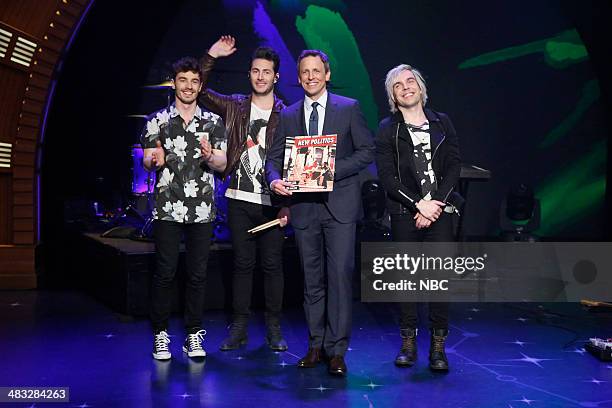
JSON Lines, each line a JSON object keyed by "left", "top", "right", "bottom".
{"left": 375, "top": 64, "right": 461, "bottom": 371}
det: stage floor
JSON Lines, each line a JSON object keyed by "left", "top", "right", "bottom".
{"left": 1, "top": 291, "right": 611, "bottom": 407}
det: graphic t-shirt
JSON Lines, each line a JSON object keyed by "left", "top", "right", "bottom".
{"left": 225, "top": 103, "right": 272, "bottom": 206}
{"left": 407, "top": 121, "right": 437, "bottom": 200}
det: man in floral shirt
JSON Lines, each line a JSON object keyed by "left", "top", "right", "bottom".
{"left": 141, "top": 57, "right": 227, "bottom": 360}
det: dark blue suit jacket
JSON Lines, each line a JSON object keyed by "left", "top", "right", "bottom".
{"left": 266, "top": 92, "right": 375, "bottom": 228}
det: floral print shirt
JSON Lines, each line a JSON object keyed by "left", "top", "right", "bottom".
{"left": 140, "top": 103, "right": 226, "bottom": 224}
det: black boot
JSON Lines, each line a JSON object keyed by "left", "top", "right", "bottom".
{"left": 219, "top": 318, "right": 248, "bottom": 351}
{"left": 429, "top": 328, "right": 449, "bottom": 371}
{"left": 395, "top": 328, "right": 417, "bottom": 367}
{"left": 265, "top": 318, "right": 288, "bottom": 351}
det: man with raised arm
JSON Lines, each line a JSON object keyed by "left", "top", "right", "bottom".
{"left": 199, "top": 36, "right": 289, "bottom": 351}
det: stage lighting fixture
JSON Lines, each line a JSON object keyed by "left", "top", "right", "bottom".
{"left": 0, "top": 142, "right": 12, "bottom": 168}
{"left": 0, "top": 24, "right": 38, "bottom": 68}
{"left": 499, "top": 183, "right": 541, "bottom": 241}
{"left": 361, "top": 179, "right": 386, "bottom": 221}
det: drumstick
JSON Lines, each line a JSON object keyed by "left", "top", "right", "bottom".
{"left": 581, "top": 299, "right": 612, "bottom": 308}
{"left": 248, "top": 219, "right": 281, "bottom": 234}
{"left": 248, "top": 219, "right": 280, "bottom": 233}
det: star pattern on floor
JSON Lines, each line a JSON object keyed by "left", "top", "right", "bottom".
{"left": 512, "top": 396, "right": 536, "bottom": 405}
{"left": 308, "top": 384, "right": 332, "bottom": 393}
{"left": 3, "top": 291, "right": 610, "bottom": 407}
{"left": 505, "top": 353, "right": 557, "bottom": 368}
{"left": 363, "top": 380, "right": 383, "bottom": 390}
{"left": 507, "top": 339, "right": 530, "bottom": 347}
{"left": 583, "top": 378, "right": 606, "bottom": 385}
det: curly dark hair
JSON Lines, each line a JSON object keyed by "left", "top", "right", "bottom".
{"left": 172, "top": 56, "right": 201, "bottom": 80}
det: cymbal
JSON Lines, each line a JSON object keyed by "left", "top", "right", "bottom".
{"left": 142, "top": 80, "right": 173, "bottom": 89}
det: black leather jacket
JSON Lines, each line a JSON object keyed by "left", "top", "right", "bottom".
{"left": 198, "top": 54, "right": 285, "bottom": 180}
{"left": 375, "top": 109, "right": 461, "bottom": 215}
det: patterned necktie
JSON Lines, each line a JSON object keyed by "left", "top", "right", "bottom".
{"left": 309, "top": 101, "right": 319, "bottom": 136}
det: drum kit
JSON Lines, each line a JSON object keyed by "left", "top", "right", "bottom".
{"left": 127, "top": 144, "right": 156, "bottom": 239}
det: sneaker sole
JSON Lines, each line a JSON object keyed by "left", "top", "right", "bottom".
{"left": 152, "top": 352, "right": 171, "bottom": 360}
{"left": 183, "top": 346, "right": 206, "bottom": 358}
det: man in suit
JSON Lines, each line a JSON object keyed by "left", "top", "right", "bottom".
{"left": 266, "top": 50, "right": 374, "bottom": 376}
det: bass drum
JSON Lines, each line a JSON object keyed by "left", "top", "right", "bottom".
{"left": 131, "top": 144, "right": 156, "bottom": 195}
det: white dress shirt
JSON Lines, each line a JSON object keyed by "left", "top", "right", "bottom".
{"left": 303, "top": 91, "right": 328, "bottom": 136}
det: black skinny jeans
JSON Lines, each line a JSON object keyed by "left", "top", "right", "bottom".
{"left": 391, "top": 212, "right": 453, "bottom": 330}
{"left": 151, "top": 220, "right": 213, "bottom": 334}
{"left": 227, "top": 198, "right": 284, "bottom": 324}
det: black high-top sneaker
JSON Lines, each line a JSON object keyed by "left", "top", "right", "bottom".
{"left": 183, "top": 329, "right": 206, "bottom": 358}
{"left": 152, "top": 330, "right": 171, "bottom": 360}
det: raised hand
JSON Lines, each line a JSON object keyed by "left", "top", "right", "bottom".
{"left": 208, "top": 35, "right": 237, "bottom": 59}
{"left": 151, "top": 140, "right": 166, "bottom": 168}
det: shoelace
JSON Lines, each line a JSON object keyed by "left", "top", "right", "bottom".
{"left": 188, "top": 329, "right": 207, "bottom": 350}
{"left": 155, "top": 331, "right": 170, "bottom": 351}
{"left": 432, "top": 336, "right": 446, "bottom": 353}
{"left": 401, "top": 336, "right": 416, "bottom": 352}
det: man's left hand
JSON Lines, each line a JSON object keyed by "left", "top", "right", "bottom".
{"left": 414, "top": 212, "right": 432, "bottom": 229}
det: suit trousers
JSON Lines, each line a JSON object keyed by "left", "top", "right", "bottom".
{"left": 293, "top": 202, "right": 355, "bottom": 357}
